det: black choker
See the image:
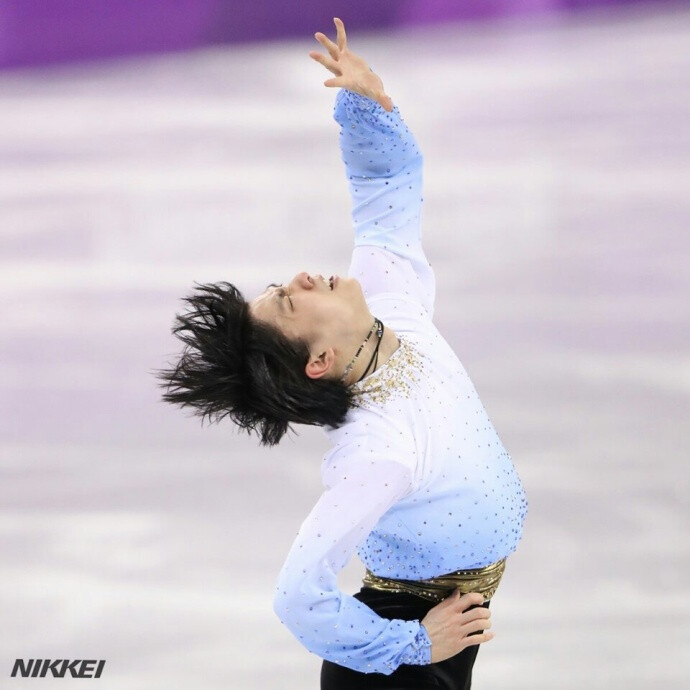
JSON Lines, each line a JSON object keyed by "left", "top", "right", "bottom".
{"left": 356, "top": 318, "right": 384, "bottom": 383}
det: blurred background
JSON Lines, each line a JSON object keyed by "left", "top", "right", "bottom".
{"left": 1, "top": 0, "right": 688, "bottom": 688}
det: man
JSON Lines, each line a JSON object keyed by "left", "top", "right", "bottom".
{"left": 157, "top": 17, "right": 527, "bottom": 688}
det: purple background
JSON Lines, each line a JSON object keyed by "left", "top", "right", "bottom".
{"left": 0, "top": 0, "right": 675, "bottom": 70}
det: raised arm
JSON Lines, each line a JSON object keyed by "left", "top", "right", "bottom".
{"left": 310, "top": 18, "right": 436, "bottom": 319}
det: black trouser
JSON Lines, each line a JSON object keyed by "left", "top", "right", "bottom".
{"left": 321, "top": 587, "right": 491, "bottom": 690}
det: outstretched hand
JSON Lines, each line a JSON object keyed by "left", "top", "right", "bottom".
{"left": 309, "top": 17, "right": 394, "bottom": 112}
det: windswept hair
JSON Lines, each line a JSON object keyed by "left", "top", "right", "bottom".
{"left": 154, "top": 281, "right": 358, "bottom": 447}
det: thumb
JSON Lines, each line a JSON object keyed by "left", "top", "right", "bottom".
{"left": 379, "top": 92, "right": 394, "bottom": 112}
{"left": 324, "top": 78, "right": 341, "bottom": 88}
{"left": 373, "top": 89, "right": 391, "bottom": 109}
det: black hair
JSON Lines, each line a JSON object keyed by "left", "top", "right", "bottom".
{"left": 154, "top": 281, "right": 358, "bottom": 447}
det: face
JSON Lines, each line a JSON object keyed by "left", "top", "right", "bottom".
{"left": 248, "top": 271, "right": 372, "bottom": 380}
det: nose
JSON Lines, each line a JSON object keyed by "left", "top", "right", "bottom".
{"left": 290, "top": 272, "right": 322, "bottom": 290}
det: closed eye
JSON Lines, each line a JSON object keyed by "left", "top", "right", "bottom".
{"left": 267, "top": 282, "right": 293, "bottom": 310}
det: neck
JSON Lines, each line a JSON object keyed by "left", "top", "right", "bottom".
{"left": 342, "top": 319, "right": 400, "bottom": 386}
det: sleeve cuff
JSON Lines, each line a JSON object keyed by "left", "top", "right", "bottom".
{"left": 341, "top": 89, "right": 378, "bottom": 111}
{"left": 334, "top": 88, "right": 395, "bottom": 124}
{"left": 397, "top": 623, "right": 432, "bottom": 666}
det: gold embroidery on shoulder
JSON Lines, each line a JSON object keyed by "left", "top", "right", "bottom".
{"left": 350, "top": 334, "right": 429, "bottom": 407}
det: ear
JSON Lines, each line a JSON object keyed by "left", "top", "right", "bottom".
{"left": 305, "top": 348, "right": 337, "bottom": 380}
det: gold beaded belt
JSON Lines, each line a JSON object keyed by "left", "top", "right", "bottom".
{"left": 362, "top": 558, "right": 506, "bottom": 603}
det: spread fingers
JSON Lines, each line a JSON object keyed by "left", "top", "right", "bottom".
{"left": 314, "top": 32, "right": 339, "bottom": 61}
{"left": 308, "top": 51, "right": 341, "bottom": 76}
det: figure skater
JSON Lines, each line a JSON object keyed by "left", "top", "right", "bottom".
{"left": 156, "top": 17, "right": 527, "bottom": 689}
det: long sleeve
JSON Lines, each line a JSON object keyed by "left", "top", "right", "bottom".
{"left": 273, "top": 438, "right": 432, "bottom": 674}
{"left": 334, "top": 88, "right": 436, "bottom": 319}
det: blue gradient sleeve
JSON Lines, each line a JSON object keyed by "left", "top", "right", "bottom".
{"left": 334, "top": 89, "right": 435, "bottom": 318}
{"left": 273, "top": 446, "right": 432, "bottom": 674}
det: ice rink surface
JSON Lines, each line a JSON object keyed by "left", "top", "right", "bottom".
{"left": 1, "top": 2, "right": 688, "bottom": 688}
